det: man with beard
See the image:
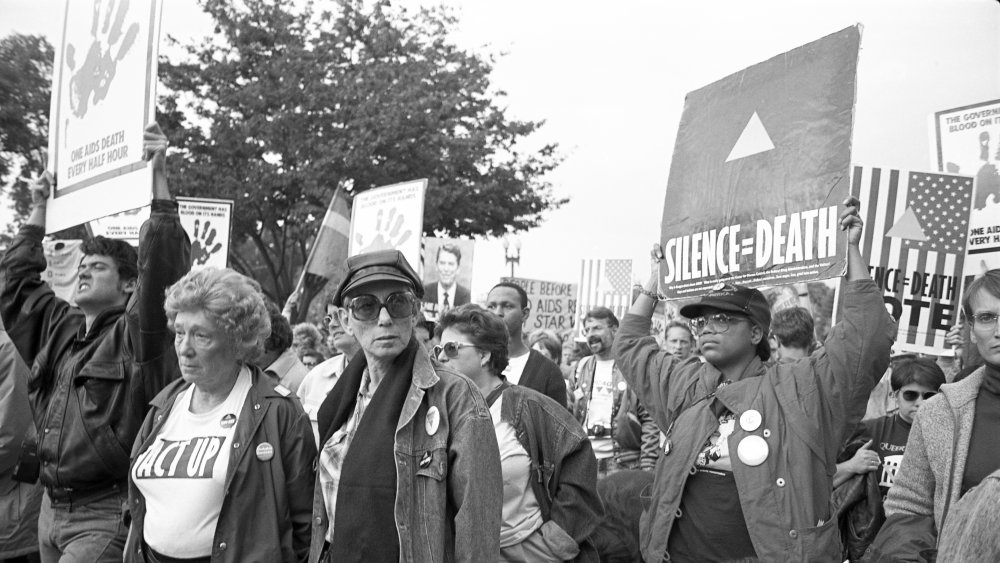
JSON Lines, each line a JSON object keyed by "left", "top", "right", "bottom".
{"left": 423, "top": 244, "right": 470, "bottom": 312}
{"left": 571, "top": 307, "right": 658, "bottom": 474}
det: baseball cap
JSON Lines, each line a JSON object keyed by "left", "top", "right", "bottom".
{"left": 679, "top": 282, "right": 771, "bottom": 331}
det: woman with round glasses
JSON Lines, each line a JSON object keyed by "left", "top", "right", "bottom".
{"left": 614, "top": 199, "right": 897, "bottom": 562}
{"left": 310, "top": 250, "right": 501, "bottom": 562}
{"left": 869, "top": 269, "right": 1000, "bottom": 559}
{"left": 436, "top": 304, "right": 603, "bottom": 562}
{"left": 125, "top": 268, "right": 316, "bottom": 563}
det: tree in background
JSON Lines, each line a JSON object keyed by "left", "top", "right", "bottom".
{"left": 159, "top": 0, "right": 565, "bottom": 320}
{"left": 0, "top": 34, "right": 53, "bottom": 245}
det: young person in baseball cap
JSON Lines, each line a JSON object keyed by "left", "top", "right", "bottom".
{"left": 613, "top": 198, "right": 896, "bottom": 562}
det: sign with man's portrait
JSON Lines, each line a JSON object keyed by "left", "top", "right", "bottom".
{"left": 421, "top": 237, "right": 475, "bottom": 322}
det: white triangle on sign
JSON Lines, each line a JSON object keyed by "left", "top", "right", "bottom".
{"left": 885, "top": 207, "right": 928, "bottom": 241}
{"left": 725, "top": 111, "right": 775, "bottom": 162}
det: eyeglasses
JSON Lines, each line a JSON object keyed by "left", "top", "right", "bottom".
{"left": 689, "top": 313, "right": 751, "bottom": 335}
{"left": 347, "top": 293, "right": 415, "bottom": 321}
{"left": 901, "top": 390, "right": 937, "bottom": 401}
{"left": 970, "top": 312, "right": 999, "bottom": 332}
{"left": 433, "top": 341, "right": 479, "bottom": 359}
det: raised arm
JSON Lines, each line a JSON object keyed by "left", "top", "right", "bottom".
{"left": 128, "top": 124, "right": 191, "bottom": 380}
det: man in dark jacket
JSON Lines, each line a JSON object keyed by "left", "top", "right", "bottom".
{"left": 486, "top": 282, "right": 568, "bottom": 408}
{"left": 0, "top": 125, "right": 190, "bottom": 562}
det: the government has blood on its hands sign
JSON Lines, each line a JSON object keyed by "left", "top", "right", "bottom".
{"left": 659, "top": 26, "right": 860, "bottom": 298}
{"left": 45, "top": 0, "right": 163, "bottom": 234}
{"left": 348, "top": 179, "right": 427, "bottom": 269}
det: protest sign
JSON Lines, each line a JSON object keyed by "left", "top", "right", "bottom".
{"left": 660, "top": 26, "right": 860, "bottom": 298}
{"left": 46, "top": 0, "right": 164, "bottom": 233}
{"left": 932, "top": 99, "right": 1000, "bottom": 279}
{"left": 348, "top": 180, "right": 426, "bottom": 270}
{"left": 43, "top": 239, "right": 83, "bottom": 302}
{"left": 88, "top": 197, "right": 233, "bottom": 270}
{"left": 852, "top": 166, "right": 974, "bottom": 354}
{"left": 500, "top": 276, "right": 578, "bottom": 332}
{"left": 578, "top": 258, "right": 633, "bottom": 327}
{"left": 421, "top": 237, "right": 475, "bottom": 322}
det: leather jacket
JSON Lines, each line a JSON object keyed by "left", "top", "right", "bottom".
{"left": 0, "top": 200, "right": 190, "bottom": 496}
{"left": 499, "top": 384, "right": 603, "bottom": 562}
{"left": 308, "top": 347, "right": 502, "bottom": 563}
{"left": 125, "top": 367, "right": 316, "bottom": 563}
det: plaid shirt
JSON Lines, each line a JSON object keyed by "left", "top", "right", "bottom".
{"left": 318, "top": 368, "right": 379, "bottom": 541}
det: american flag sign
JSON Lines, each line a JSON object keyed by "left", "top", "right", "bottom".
{"left": 578, "top": 259, "right": 634, "bottom": 327}
{"left": 851, "top": 166, "right": 974, "bottom": 353}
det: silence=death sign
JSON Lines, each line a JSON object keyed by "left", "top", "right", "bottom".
{"left": 500, "top": 277, "right": 578, "bottom": 332}
{"left": 660, "top": 26, "right": 859, "bottom": 298}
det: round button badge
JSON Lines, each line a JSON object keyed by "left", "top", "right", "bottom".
{"left": 256, "top": 442, "right": 274, "bottom": 461}
{"left": 737, "top": 435, "right": 769, "bottom": 466}
{"left": 739, "top": 409, "right": 762, "bottom": 432}
{"left": 220, "top": 414, "right": 237, "bottom": 429}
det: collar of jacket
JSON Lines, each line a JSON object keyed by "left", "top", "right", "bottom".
{"left": 939, "top": 366, "right": 986, "bottom": 409}
{"left": 395, "top": 343, "right": 441, "bottom": 433}
{"left": 77, "top": 304, "right": 126, "bottom": 341}
{"left": 707, "top": 356, "right": 766, "bottom": 413}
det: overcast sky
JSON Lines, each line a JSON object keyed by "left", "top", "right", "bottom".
{"left": 2, "top": 0, "right": 998, "bottom": 298}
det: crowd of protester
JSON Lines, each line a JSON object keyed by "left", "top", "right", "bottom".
{"left": 1, "top": 125, "right": 1000, "bottom": 563}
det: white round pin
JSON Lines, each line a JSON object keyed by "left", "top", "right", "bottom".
{"left": 737, "top": 436, "right": 769, "bottom": 466}
{"left": 256, "top": 442, "right": 274, "bottom": 461}
{"left": 220, "top": 413, "right": 237, "bottom": 429}
{"left": 617, "top": 381, "right": 627, "bottom": 392}
{"left": 739, "top": 409, "right": 762, "bottom": 432}
{"left": 425, "top": 406, "right": 440, "bottom": 436}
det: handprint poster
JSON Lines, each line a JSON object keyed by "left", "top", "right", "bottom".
{"left": 46, "top": 0, "right": 164, "bottom": 233}
{"left": 88, "top": 197, "right": 233, "bottom": 271}
{"left": 349, "top": 179, "right": 427, "bottom": 270}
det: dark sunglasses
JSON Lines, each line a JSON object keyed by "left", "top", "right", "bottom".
{"left": 347, "top": 292, "right": 415, "bottom": 321}
{"left": 433, "top": 341, "right": 479, "bottom": 358}
{"left": 901, "top": 390, "right": 937, "bottom": 401}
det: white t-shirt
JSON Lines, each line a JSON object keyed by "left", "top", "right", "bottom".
{"left": 585, "top": 359, "right": 616, "bottom": 459}
{"left": 132, "top": 369, "right": 253, "bottom": 558}
{"left": 503, "top": 352, "right": 530, "bottom": 385}
{"left": 489, "top": 393, "right": 544, "bottom": 547}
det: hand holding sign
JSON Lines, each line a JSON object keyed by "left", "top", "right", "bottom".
{"left": 839, "top": 196, "right": 863, "bottom": 246}
{"left": 143, "top": 123, "right": 170, "bottom": 200}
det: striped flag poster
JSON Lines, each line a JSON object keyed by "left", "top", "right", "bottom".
{"left": 578, "top": 259, "right": 633, "bottom": 326}
{"left": 851, "top": 166, "right": 974, "bottom": 353}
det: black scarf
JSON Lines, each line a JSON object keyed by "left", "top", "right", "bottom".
{"left": 317, "top": 338, "right": 417, "bottom": 563}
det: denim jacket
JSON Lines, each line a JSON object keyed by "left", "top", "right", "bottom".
{"left": 308, "top": 347, "right": 502, "bottom": 563}
{"left": 500, "top": 384, "right": 603, "bottom": 562}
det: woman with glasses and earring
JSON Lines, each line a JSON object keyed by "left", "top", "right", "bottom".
{"left": 435, "top": 304, "right": 603, "bottom": 563}
{"left": 869, "top": 269, "right": 1000, "bottom": 560}
{"left": 309, "top": 250, "right": 501, "bottom": 563}
{"left": 613, "top": 198, "right": 897, "bottom": 562}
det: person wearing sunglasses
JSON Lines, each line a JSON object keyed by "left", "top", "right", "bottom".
{"left": 613, "top": 198, "right": 896, "bottom": 562}
{"left": 869, "top": 269, "right": 1000, "bottom": 560}
{"left": 309, "top": 250, "right": 501, "bottom": 563}
{"left": 435, "top": 304, "right": 602, "bottom": 562}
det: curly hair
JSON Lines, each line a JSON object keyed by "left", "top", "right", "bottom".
{"left": 528, "top": 329, "right": 562, "bottom": 365}
{"left": 265, "top": 307, "right": 294, "bottom": 353}
{"left": 292, "top": 323, "right": 323, "bottom": 350}
{"left": 437, "top": 304, "right": 510, "bottom": 376}
{"left": 80, "top": 236, "right": 139, "bottom": 281}
{"left": 164, "top": 268, "right": 271, "bottom": 362}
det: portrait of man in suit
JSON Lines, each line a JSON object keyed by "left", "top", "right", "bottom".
{"left": 423, "top": 243, "right": 471, "bottom": 311}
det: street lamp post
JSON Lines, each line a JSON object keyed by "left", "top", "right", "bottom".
{"left": 502, "top": 236, "right": 522, "bottom": 278}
